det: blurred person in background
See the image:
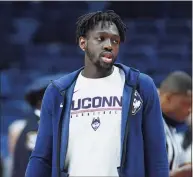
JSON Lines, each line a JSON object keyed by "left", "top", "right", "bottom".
{"left": 179, "top": 113, "right": 192, "bottom": 167}
{"left": 159, "top": 71, "right": 192, "bottom": 177}
{"left": 3, "top": 120, "right": 27, "bottom": 177}
{"left": 26, "top": 10, "right": 169, "bottom": 177}
{"left": 11, "top": 74, "right": 64, "bottom": 177}
{"left": 8, "top": 120, "right": 27, "bottom": 157}
{"left": 0, "top": 157, "right": 3, "bottom": 177}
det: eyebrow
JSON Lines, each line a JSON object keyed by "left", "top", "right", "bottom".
{"left": 95, "top": 31, "right": 120, "bottom": 38}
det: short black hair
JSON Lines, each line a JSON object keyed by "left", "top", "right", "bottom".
{"left": 25, "top": 88, "right": 46, "bottom": 108}
{"left": 160, "top": 71, "right": 192, "bottom": 95}
{"left": 76, "top": 10, "right": 127, "bottom": 43}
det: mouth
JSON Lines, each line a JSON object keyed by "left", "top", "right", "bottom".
{"left": 100, "top": 52, "right": 114, "bottom": 64}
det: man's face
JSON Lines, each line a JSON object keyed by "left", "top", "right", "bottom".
{"left": 80, "top": 21, "right": 120, "bottom": 70}
{"left": 168, "top": 93, "right": 192, "bottom": 122}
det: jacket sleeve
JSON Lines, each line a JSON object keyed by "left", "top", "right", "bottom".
{"left": 141, "top": 74, "right": 169, "bottom": 177}
{"left": 25, "top": 84, "right": 54, "bottom": 177}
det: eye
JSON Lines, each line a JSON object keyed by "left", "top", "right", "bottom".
{"left": 97, "top": 36, "right": 104, "bottom": 41}
{"left": 112, "top": 39, "right": 119, "bottom": 44}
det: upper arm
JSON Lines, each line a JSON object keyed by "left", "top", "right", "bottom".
{"left": 140, "top": 74, "right": 169, "bottom": 176}
{"left": 142, "top": 75, "right": 165, "bottom": 143}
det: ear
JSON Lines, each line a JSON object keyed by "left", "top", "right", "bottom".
{"left": 79, "top": 36, "right": 87, "bottom": 52}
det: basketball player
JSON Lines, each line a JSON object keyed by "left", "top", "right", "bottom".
{"left": 159, "top": 71, "right": 192, "bottom": 177}
{"left": 25, "top": 10, "right": 169, "bottom": 177}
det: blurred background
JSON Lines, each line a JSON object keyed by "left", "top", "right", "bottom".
{"left": 0, "top": 1, "right": 192, "bottom": 177}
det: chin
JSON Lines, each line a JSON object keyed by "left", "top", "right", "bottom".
{"left": 99, "top": 59, "right": 114, "bottom": 69}
{"left": 177, "top": 117, "right": 188, "bottom": 123}
{"left": 100, "top": 62, "right": 113, "bottom": 69}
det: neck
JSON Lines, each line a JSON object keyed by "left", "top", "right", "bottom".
{"left": 163, "top": 112, "right": 185, "bottom": 127}
{"left": 82, "top": 66, "right": 113, "bottom": 78}
{"left": 82, "top": 58, "right": 113, "bottom": 78}
{"left": 161, "top": 108, "right": 173, "bottom": 119}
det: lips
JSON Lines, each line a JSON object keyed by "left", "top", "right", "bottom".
{"left": 101, "top": 52, "right": 113, "bottom": 59}
{"left": 100, "top": 52, "right": 114, "bottom": 64}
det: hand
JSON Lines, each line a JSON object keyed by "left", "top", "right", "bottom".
{"left": 170, "top": 164, "right": 192, "bottom": 177}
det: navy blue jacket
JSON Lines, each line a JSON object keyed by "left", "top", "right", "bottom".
{"left": 25, "top": 64, "right": 169, "bottom": 177}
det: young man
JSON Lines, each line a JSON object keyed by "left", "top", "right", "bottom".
{"left": 25, "top": 10, "right": 169, "bottom": 177}
{"left": 159, "top": 71, "right": 192, "bottom": 177}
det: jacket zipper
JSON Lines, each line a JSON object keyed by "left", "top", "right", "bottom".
{"left": 57, "top": 94, "right": 66, "bottom": 177}
{"left": 120, "top": 69, "right": 140, "bottom": 172}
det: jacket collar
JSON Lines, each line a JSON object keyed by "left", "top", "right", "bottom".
{"left": 52, "top": 63, "right": 137, "bottom": 94}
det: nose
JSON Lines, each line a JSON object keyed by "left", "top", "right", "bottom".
{"left": 103, "top": 39, "right": 112, "bottom": 51}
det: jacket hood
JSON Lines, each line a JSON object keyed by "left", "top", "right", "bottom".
{"left": 25, "top": 73, "right": 67, "bottom": 106}
{"left": 25, "top": 73, "right": 67, "bottom": 96}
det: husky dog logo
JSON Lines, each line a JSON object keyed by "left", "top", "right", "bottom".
{"left": 91, "top": 117, "right": 100, "bottom": 131}
{"left": 132, "top": 90, "right": 143, "bottom": 115}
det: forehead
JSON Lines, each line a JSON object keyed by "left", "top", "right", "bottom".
{"left": 89, "top": 21, "right": 120, "bottom": 36}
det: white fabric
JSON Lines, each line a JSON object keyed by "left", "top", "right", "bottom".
{"left": 34, "top": 109, "right": 41, "bottom": 118}
{"left": 8, "top": 120, "right": 27, "bottom": 154}
{"left": 163, "top": 120, "right": 183, "bottom": 170}
{"left": 182, "top": 144, "right": 192, "bottom": 163}
{"left": 179, "top": 144, "right": 192, "bottom": 165}
{"left": 65, "top": 66, "right": 125, "bottom": 176}
{"left": 176, "top": 132, "right": 192, "bottom": 165}
{"left": 8, "top": 120, "right": 27, "bottom": 141}
{"left": 4, "top": 120, "right": 27, "bottom": 177}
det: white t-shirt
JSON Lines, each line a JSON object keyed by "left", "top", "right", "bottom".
{"left": 175, "top": 132, "right": 192, "bottom": 165}
{"left": 65, "top": 66, "right": 125, "bottom": 176}
{"left": 164, "top": 120, "right": 183, "bottom": 170}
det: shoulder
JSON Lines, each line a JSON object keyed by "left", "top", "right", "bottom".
{"left": 43, "top": 68, "right": 82, "bottom": 97}
{"left": 139, "top": 73, "right": 155, "bottom": 89}
{"left": 138, "top": 73, "right": 158, "bottom": 103}
{"left": 40, "top": 83, "right": 62, "bottom": 115}
{"left": 42, "top": 84, "right": 60, "bottom": 106}
{"left": 51, "top": 68, "right": 83, "bottom": 92}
